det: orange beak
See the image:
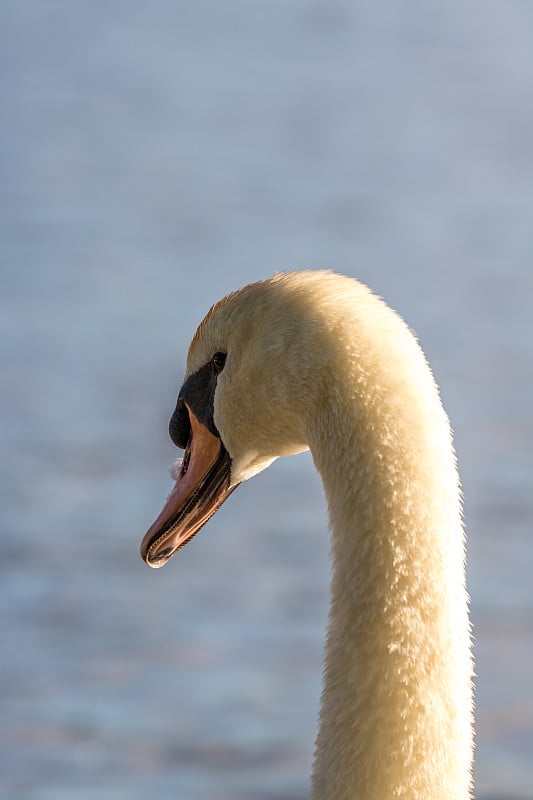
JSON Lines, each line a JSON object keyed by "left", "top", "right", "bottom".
{"left": 140, "top": 405, "right": 236, "bottom": 568}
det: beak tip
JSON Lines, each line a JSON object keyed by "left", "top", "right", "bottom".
{"left": 145, "top": 559, "right": 165, "bottom": 569}
{"left": 141, "top": 537, "right": 175, "bottom": 568}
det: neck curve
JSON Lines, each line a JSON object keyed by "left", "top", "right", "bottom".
{"left": 305, "top": 303, "right": 473, "bottom": 799}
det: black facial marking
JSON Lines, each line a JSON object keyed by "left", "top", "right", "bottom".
{"left": 169, "top": 358, "right": 222, "bottom": 446}
{"left": 169, "top": 400, "right": 191, "bottom": 449}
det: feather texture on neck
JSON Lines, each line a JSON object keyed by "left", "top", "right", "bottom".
{"left": 299, "top": 281, "right": 473, "bottom": 798}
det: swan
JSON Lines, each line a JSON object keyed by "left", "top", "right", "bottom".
{"left": 140, "top": 270, "right": 474, "bottom": 799}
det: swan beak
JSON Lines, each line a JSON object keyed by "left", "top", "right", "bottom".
{"left": 140, "top": 407, "right": 237, "bottom": 568}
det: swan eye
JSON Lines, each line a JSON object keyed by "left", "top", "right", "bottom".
{"left": 212, "top": 351, "right": 227, "bottom": 374}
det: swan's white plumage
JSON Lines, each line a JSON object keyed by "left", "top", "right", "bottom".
{"left": 186, "top": 271, "right": 474, "bottom": 799}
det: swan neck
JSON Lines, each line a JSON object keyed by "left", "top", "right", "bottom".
{"left": 307, "top": 350, "right": 473, "bottom": 799}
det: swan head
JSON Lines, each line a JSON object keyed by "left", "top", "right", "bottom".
{"left": 140, "top": 271, "right": 340, "bottom": 568}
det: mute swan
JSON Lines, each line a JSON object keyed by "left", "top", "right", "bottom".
{"left": 140, "top": 270, "right": 474, "bottom": 799}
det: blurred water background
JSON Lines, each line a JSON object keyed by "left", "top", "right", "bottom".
{"left": 1, "top": 2, "right": 532, "bottom": 799}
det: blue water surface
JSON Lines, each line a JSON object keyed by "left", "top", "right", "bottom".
{"left": 1, "top": 2, "right": 532, "bottom": 798}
